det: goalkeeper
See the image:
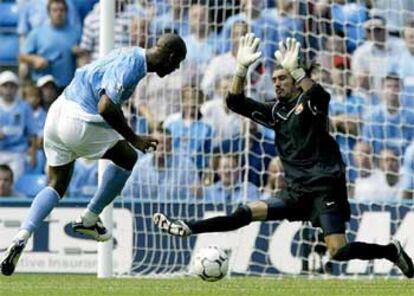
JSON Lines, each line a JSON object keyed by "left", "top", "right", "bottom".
{"left": 154, "top": 33, "right": 414, "bottom": 278}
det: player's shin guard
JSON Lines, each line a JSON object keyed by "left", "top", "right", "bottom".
{"left": 19, "top": 186, "right": 60, "bottom": 238}
{"left": 187, "top": 205, "right": 252, "bottom": 234}
{"left": 86, "top": 162, "right": 131, "bottom": 219}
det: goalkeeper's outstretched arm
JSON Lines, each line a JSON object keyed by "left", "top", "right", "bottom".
{"left": 225, "top": 33, "right": 275, "bottom": 128}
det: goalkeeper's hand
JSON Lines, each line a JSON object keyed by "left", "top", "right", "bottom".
{"left": 235, "top": 33, "right": 262, "bottom": 78}
{"left": 274, "top": 37, "right": 306, "bottom": 82}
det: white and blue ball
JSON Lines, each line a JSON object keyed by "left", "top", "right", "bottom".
{"left": 192, "top": 246, "right": 229, "bottom": 282}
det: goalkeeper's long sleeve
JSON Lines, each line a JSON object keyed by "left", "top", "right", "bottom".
{"left": 225, "top": 92, "right": 275, "bottom": 128}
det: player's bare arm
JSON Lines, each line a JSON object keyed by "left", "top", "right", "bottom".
{"left": 98, "top": 94, "right": 158, "bottom": 153}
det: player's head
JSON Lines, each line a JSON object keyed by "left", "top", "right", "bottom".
{"left": 352, "top": 141, "right": 373, "bottom": 174}
{"left": 47, "top": 0, "right": 67, "bottom": 27}
{"left": 0, "top": 164, "right": 14, "bottom": 197}
{"left": 151, "top": 124, "right": 172, "bottom": 159}
{"left": 403, "top": 17, "right": 414, "bottom": 54}
{"left": 147, "top": 33, "right": 187, "bottom": 77}
{"left": 23, "top": 84, "right": 42, "bottom": 109}
{"left": 0, "top": 71, "right": 20, "bottom": 102}
{"left": 271, "top": 65, "right": 299, "bottom": 101}
{"left": 381, "top": 73, "right": 401, "bottom": 107}
{"left": 364, "top": 16, "right": 387, "bottom": 45}
{"left": 379, "top": 148, "right": 400, "bottom": 177}
{"left": 218, "top": 154, "right": 240, "bottom": 187}
{"left": 181, "top": 86, "right": 205, "bottom": 119}
{"left": 241, "top": 0, "right": 262, "bottom": 13}
{"left": 36, "top": 75, "right": 59, "bottom": 109}
{"left": 189, "top": 4, "right": 209, "bottom": 35}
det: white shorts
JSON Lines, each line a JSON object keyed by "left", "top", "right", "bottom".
{"left": 44, "top": 95, "right": 123, "bottom": 167}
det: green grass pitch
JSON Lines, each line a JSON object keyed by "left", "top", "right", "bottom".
{"left": 1, "top": 274, "right": 413, "bottom": 296}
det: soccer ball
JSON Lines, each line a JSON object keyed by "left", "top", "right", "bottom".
{"left": 192, "top": 246, "right": 229, "bottom": 282}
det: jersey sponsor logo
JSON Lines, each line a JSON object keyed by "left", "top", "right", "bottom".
{"left": 294, "top": 103, "right": 304, "bottom": 115}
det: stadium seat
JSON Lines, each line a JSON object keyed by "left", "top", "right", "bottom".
{"left": 15, "top": 174, "right": 48, "bottom": 198}
{"left": 0, "top": 2, "right": 18, "bottom": 28}
{"left": 0, "top": 33, "right": 19, "bottom": 65}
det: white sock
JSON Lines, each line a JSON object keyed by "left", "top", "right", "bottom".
{"left": 81, "top": 209, "right": 99, "bottom": 227}
{"left": 14, "top": 229, "right": 31, "bottom": 243}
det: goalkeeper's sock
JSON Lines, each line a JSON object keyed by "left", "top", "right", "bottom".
{"left": 85, "top": 162, "right": 131, "bottom": 220}
{"left": 333, "top": 242, "right": 397, "bottom": 262}
{"left": 18, "top": 187, "right": 60, "bottom": 241}
{"left": 187, "top": 206, "right": 252, "bottom": 234}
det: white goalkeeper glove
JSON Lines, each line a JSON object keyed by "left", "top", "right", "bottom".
{"left": 274, "top": 37, "right": 306, "bottom": 82}
{"left": 235, "top": 33, "right": 262, "bottom": 78}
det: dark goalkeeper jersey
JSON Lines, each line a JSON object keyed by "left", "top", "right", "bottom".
{"left": 226, "top": 83, "right": 345, "bottom": 190}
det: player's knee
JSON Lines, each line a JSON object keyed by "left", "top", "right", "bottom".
{"left": 327, "top": 241, "right": 348, "bottom": 260}
{"left": 231, "top": 205, "right": 252, "bottom": 227}
{"left": 327, "top": 245, "right": 341, "bottom": 258}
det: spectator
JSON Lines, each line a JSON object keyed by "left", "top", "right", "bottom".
{"left": 261, "top": 156, "right": 286, "bottom": 199}
{"left": 349, "top": 141, "right": 375, "bottom": 196}
{"left": 134, "top": 69, "right": 187, "bottom": 127}
{"left": 181, "top": 4, "right": 217, "bottom": 74}
{"left": 369, "top": 0, "right": 414, "bottom": 34}
{"left": 73, "top": 0, "right": 133, "bottom": 65}
{"left": 0, "top": 164, "right": 24, "bottom": 198}
{"left": 18, "top": 0, "right": 81, "bottom": 38}
{"left": 222, "top": 0, "right": 302, "bottom": 67}
{"left": 204, "top": 154, "right": 260, "bottom": 203}
{"left": 164, "top": 86, "right": 213, "bottom": 171}
{"left": 351, "top": 16, "right": 405, "bottom": 96}
{"left": 201, "top": 75, "right": 243, "bottom": 147}
{"left": 393, "top": 18, "right": 414, "bottom": 90}
{"left": 22, "top": 84, "right": 46, "bottom": 174}
{"left": 19, "top": 0, "right": 82, "bottom": 90}
{"left": 150, "top": 0, "right": 190, "bottom": 38}
{"left": 130, "top": 16, "right": 152, "bottom": 48}
{"left": 201, "top": 21, "right": 248, "bottom": 99}
{"left": 316, "top": 33, "right": 351, "bottom": 77}
{"left": 361, "top": 73, "right": 414, "bottom": 157}
{"left": 214, "top": 121, "right": 277, "bottom": 188}
{"left": 0, "top": 71, "right": 36, "bottom": 180}
{"left": 67, "top": 158, "right": 98, "bottom": 198}
{"left": 328, "top": 67, "right": 363, "bottom": 164}
{"left": 23, "top": 85, "right": 46, "bottom": 139}
{"left": 330, "top": 0, "right": 369, "bottom": 53}
{"left": 401, "top": 140, "right": 414, "bottom": 200}
{"left": 36, "top": 75, "right": 59, "bottom": 109}
{"left": 354, "top": 148, "right": 402, "bottom": 203}
{"left": 123, "top": 126, "right": 200, "bottom": 201}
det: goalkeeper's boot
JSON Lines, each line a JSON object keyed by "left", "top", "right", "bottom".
{"left": 390, "top": 240, "right": 414, "bottom": 278}
{"left": 72, "top": 217, "right": 111, "bottom": 242}
{"left": 1, "top": 239, "right": 25, "bottom": 276}
{"left": 153, "top": 213, "right": 192, "bottom": 237}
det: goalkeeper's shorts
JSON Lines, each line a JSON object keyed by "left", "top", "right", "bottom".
{"left": 264, "top": 176, "right": 350, "bottom": 236}
{"left": 43, "top": 94, "right": 123, "bottom": 167}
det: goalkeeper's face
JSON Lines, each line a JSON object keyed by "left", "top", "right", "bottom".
{"left": 272, "top": 68, "right": 296, "bottom": 101}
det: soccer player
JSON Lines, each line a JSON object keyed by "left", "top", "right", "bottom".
{"left": 1, "top": 33, "right": 187, "bottom": 276}
{"left": 153, "top": 34, "right": 414, "bottom": 278}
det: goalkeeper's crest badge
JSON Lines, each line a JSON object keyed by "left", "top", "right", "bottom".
{"left": 294, "top": 103, "right": 304, "bottom": 115}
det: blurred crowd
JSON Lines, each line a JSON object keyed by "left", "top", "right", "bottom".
{"left": 1, "top": 0, "right": 414, "bottom": 205}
